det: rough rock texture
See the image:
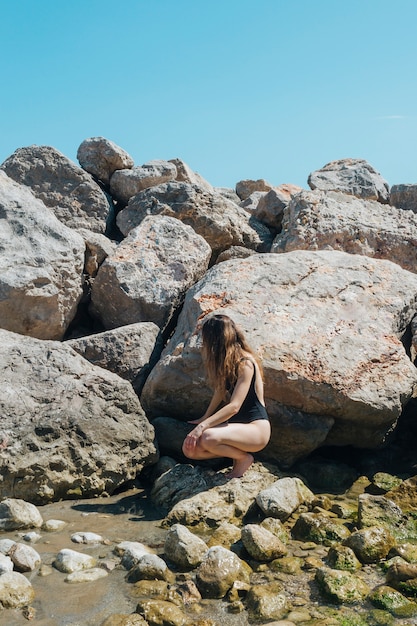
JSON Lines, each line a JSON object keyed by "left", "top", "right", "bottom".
{"left": 0, "top": 170, "right": 85, "bottom": 340}
{"left": 390, "top": 184, "right": 417, "bottom": 213}
{"left": 90, "top": 215, "right": 211, "bottom": 330}
{"left": 169, "top": 158, "right": 213, "bottom": 191}
{"left": 142, "top": 251, "right": 417, "bottom": 465}
{"left": 77, "top": 136, "right": 134, "bottom": 185}
{"left": 77, "top": 228, "right": 117, "bottom": 278}
{"left": 253, "top": 184, "right": 302, "bottom": 231}
{"left": 195, "top": 546, "right": 249, "bottom": 598}
{"left": 164, "top": 524, "right": 208, "bottom": 568}
{"left": 151, "top": 463, "right": 279, "bottom": 527}
{"left": 0, "top": 499, "right": 43, "bottom": 530}
{"left": 272, "top": 189, "right": 417, "bottom": 274}
{"left": 67, "top": 322, "right": 163, "bottom": 394}
{"left": 235, "top": 178, "right": 274, "bottom": 201}
{"left": 0, "top": 329, "right": 157, "bottom": 504}
{"left": 110, "top": 160, "right": 177, "bottom": 204}
{"left": 308, "top": 158, "right": 390, "bottom": 203}
{"left": 0, "top": 571, "right": 34, "bottom": 608}
{"left": 343, "top": 526, "right": 396, "bottom": 563}
{"left": 256, "top": 477, "right": 314, "bottom": 520}
{"left": 1, "top": 145, "right": 113, "bottom": 233}
{"left": 116, "top": 181, "right": 272, "bottom": 254}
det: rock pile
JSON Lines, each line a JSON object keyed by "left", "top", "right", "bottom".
{"left": 0, "top": 139, "right": 417, "bottom": 495}
{"left": 1, "top": 138, "right": 417, "bottom": 622}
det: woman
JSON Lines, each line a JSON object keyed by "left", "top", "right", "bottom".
{"left": 182, "top": 314, "right": 271, "bottom": 478}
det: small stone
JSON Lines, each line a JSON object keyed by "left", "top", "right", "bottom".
{"left": 53, "top": 549, "right": 97, "bottom": 573}
{"left": 65, "top": 567, "right": 108, "bottom": 583}
{"left": 42, "top": 519, "right": 67, "bottom": 532}
{"left": 71, "top": 531, "right": 104, "bottom": 544}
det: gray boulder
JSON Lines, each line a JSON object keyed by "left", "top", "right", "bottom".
{"left": 90, "top": 215, "right": 211, "bottom": 330}
{"left": 272, "top": 190, "right": 417, "bottom": 274}
{"left": 0, "top": 499, "right": 43, "bottom": 530}
{"left": 77, "top": 136, "right": 134, "bottom": 185}
{"left": 390, "top": 184, "right": 417, "bottom": 213}
{"left": 254, "top": 183, "right": 302, "bottom": 231}
{"left": 0, "top": 171, "right": 84, "bottom": 340}
{"left": 0, "top": 329, "right": 157, "bottom": 503}
{"left": 195, "top": 546, "right": 249, "bottom": 598}
{"left": 76, "top": 228, "right": 117, "bottom": 278}
{"left": 110, "top": 160, "right": 177, "bottom": 204}
{"left": 0, "top": 572, "right": 34, "bottom": 608}
{"left": 116, "top": 181, "right": 272, "bottom": 255}
{"left": 169, "top": 157, "right": 213, "bottom": 191}
{"left": 1, "top": 145, "right": 113, "bottom": 233}
{"left": 164, "top": 524, "right": 208, "bottom": 568}
{"left": 67, "top": 322, "right": 163, "bottom": 394}
{"left": 308, "top": 158, "right": 390, "bottom": 203}
{"left": 235, "top": 178, "right": 274, "bottom": 201}
{"left": 141, "top": 251, "right": 417, "bottom": 466}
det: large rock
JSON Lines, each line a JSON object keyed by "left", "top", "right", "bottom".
{"left": 90, "top": 215, "right": 211, "bottom": 330}
{"left": 77, "top": 136, "right": 134, "bottom": 185}
{"left": 272, "top": 190, "right": 417, "bottom": 273}
{"left": 1, "top": 145, "right": 113, "bottom": 233}
{"left": 0, "top": 499, "right": 43, "bottom": 530}
{"left": 0, "top": 171, "right": 84, "bottom": 340}
{"left": 0, "top": 329, "right": 157, "bottom": 503}
{"left": 67, "top": 322, "right": 163, "bottom": 394}
{"left": 308, "top": 158, "right": 390, "bottom": 203}
{"left": 390, "top": 184, "right": 417, "bottom": 213}
{"left": 235, "top": 178, "right": 274, "bottom": 201}
{"left": 141, "top": 251, "right": 417, "bottom": 466}
{"left": 253, "top": 183, "right": 302, "bottom": 231}
{"left": 116, "top": 181, "right": 272, "bottom": 255}
{"left": 110, "top": 160, "right": 177, "bottom": 204}
{"left": 169, "top": 158, "right": 213, "bottom": 191}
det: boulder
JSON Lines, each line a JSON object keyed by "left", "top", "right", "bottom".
{"left": 195, "top": 545, "right": 249, "bottom": 598}
{"left": 76, "top": 228, "right": 117, "bottom": 278}
{"left": 135, "top": 599, "right": 187, "bottom": 626}
{"left": 390, "top": 184, "right": 417, "bottom": 213}
{"left": 53, "top": 548, "right": 96, "bottom": 573}
{"left": 0, "top": 498, "right": 43, "bottom": 529}
{"left": 126, "top": 554, "right": 172, "bottom": 583}
{"left": 116, "top": 181, "right": 272, "bottom": 254}
{"left": 0, "top": 571, "right": 34, "bottom": 608}
{"left": 164, "top": 524, "right": 208, "bottom": 568}
{"left": 169, "top": 157, "right": 213, "bottom": 191}
{"left": 158, "top": 464, "right": 278, "bottom": 527}
{"left": 316, "top": 567, "right": 370, "bottom": 604}
{"left": 67, "top": 322, "right": 163, "bottom": 394}
{"left": 308, "top": 158, "right": 390, "bottom": 203}
{"left": 246, "top": 581, "right": 290, "bottom": 621}
{"left": 110, "top": 160, "right": 177, "bottom": 204}
{"left": 77, "top": 136, "right": 134, "bottom": 185}
{"left": 0, "top": 329, "right": 157, "bottom": 503}
{"left": 240, "top": 190, "right": 267, "bottom": 212}
{"left": 240, "top": 524, "right": 287, "bottom": 561}
{"left": 0, "top": 171, "right": 85, "bottom": 340}
{"left": 292, "top": 513, "right": 351, "bottom": 545}
{"left": 90, "top": 215, "right": 211, "bottom": 330}
{"left": 9, "top": 542, "right": 41, "bottom": 572}
{"left": 256, "top": 476, "right": 314, "bottom": 521}
{"left": 235, "top": 178, "right": 274, "bottom": 201}
{"left": 272, "top": 189, "right": 417, "bottom": 274}
{"left": 358, "top": 493, "right": 403, "bottom": 533}
{"left": 141, "top": 251, "right": 417, "bottom": 465}
{"left": 253, "top": 184, "right": 302, "bottom": 231}
{"left": 343, "top": 526, "right": 396, "bottom": 563}
{"left": 1, "top": 145, "right": 113, "bottom": 233}
{"left": 65, "top": 568, "right": 108, "bottom": 583}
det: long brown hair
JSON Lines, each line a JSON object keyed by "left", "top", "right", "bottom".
{"left": 201, "top": 314, "right": 262, "bottom": 396}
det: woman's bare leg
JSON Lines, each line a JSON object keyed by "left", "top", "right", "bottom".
{"left": 183, "top": 421, "right": 270, "bottom": 477}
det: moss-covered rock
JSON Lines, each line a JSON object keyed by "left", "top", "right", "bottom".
{"left": 368, "top": 584, "right": 417, "bottom": 617}
{"left": 343, "top": 526, "right": 396, "bottom": 563}
{"left": 292, "top": 512, "right": 351, "bottom": 546}
{"left": 246, "top": 581, "right": 290, "bottom": 621}
{"left": 326, "top": 545, "right": 362, "bottom": 571}
{"left": 315, "top": 567, "right": 370, "bottom": 604}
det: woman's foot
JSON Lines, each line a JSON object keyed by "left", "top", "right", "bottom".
{"left": 226, "top": 453, "right": 254, "bottom": 479}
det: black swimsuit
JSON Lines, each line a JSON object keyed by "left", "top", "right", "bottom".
{"left": 228, "top": 359, "right": 270, "bottom": 424}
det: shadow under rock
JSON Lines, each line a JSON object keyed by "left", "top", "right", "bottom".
{"left": 71, "top": 488, "right": 165, "bottom": 522}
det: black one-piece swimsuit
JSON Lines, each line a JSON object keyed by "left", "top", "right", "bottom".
{"left": 228, "top": 359, "right": 270, "bottom": 424}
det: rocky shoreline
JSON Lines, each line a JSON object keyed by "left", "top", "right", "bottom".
{"left": 1, "top": 138, "right": 417, "bottom": 623}
{"left": 1, "top": 452, "right": 417, "bottom": 625}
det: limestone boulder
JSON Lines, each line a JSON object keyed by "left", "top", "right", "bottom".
{"left": 0, "top": 499, "right": 43, "bottom": 530}
{"left": 116, "top": 181, "right": 272, "bottom": 255}
{"left": 90, "top": 215, "right": 211, "bottom": 330}
{"left": 169, "top": 157, "right": 213, "bottom": 191}
{"left": 344, "top": 526, "right": 397, "bottom": 564}
{"left": 141, "top": 251, "right": 417, "bottom": 465}
{"left": 67, "top": 322, "right": 163, "bottom": 394}
{"left": 390, "top": 184, "right": 417, "bottom": 213}
{"left": 253, "top": 183, "right": 302, "bottom": 231}
{"left": 1, "top": 145, "right": 113, "bottom": 233}
{"left": 235, "top": 178, "right": 274, "bottom": 201}
{"left": 0, "top": 171, "right": 84, "bottom": 340}
{"left": 0, "top": 572, "right": 34, "bottom": 609}
{"left": 195, "top": 546, "right": 250, "bottom": 598}
{"left": 256, "top": 476, "right": 314, "bottom": 521}
{"left": 272, "top": 190, "right": 417, "bottom": 273}
{"left": 0, "top": 329, "right": 157, "bottom": 504}
{"left": 240, "top": 524, "right": 287, "bottom": 561}
{"left": 77, "top": 136, "right": 134, "bottom": 185}
{"left": 316, "top": 567, "right": 370, "bottom": 604}
{"left": 110, "top": 160, "right": 177, "bottom": 204}
{"left": 239, "top": 190, "right": 267, "bottom": 212}
{"left": 76, "top": 228, "right": 117, "bottom": 278}
{"left": 308, "top": 158, "right": 390, "bottom": 203}
{"left": 164, "top": 524, "right": 208, "bottom": 568}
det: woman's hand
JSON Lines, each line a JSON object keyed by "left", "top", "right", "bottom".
{"left": 183, "top": 422, "right": 205, "bottom": 453}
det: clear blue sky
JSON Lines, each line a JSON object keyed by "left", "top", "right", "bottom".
{"left": 1, "top": 0, "right": 416, "bottom": 190}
